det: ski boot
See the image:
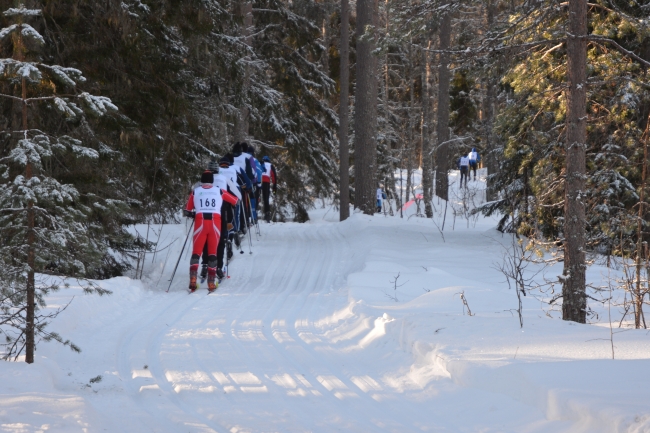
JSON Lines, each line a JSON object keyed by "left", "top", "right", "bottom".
{"left": 200, "top": 264, "right": 208, "bottom": 283}
{"left": 207, "top": 267, "right": 218, "bottom": 292}
{"left": 189, "top": 264, "right": 199, "bottom": 292}
{"left": 216, "top": 268, "right": 225, "bottom": 281}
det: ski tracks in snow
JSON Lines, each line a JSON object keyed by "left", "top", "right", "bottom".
{"left": 116, "top": 223, "right": 426, "bottom": 432}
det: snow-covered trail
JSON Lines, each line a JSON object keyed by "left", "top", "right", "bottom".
{"left": 3, "top": 173, "right": 650, "bottom": 432}
{"left": 63, "top": 218, "right": 567, "bottom": 433}
{"left": 113, "top": 222, "right": 442, "bottom": 432}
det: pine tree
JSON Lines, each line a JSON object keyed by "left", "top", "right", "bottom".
{"left": 0, "top": 4, "right": 113, "bottom": 362}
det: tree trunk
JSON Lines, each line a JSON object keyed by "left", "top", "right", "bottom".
{"left": 484, "top": 0, "right": 499, "bottom": 202}
{"left": 406, "top": 49, "right": 415, "bottom": 204}
{"left": 562, "top": 0, "right": 587, "bottom": 323}
{"left": 635, "top": 115, "right": 650, "bottom": 328}
{"left": 339, "top": 0, "right": 350, "bottom": 221}
{"left": 353, "top": 0, "right": 378, "bottom": 214}
{"left": 422, "top": 44, "right": 433, "bottom": 217}
{"left": 434, "top": 6, "right": 451, "bottom": 201}
{"left": 24, "top": 74, "right": 35, "bottom": 364}
{"left": 235, "top": 0, "right": 253, "bottom": 142}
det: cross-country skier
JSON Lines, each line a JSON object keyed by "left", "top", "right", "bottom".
{"left": 457, "top": 154, "right": 470, "bottom": 188}
{"left": 468, "top": 147, "right": 480, "bottom": 181}
{"left": 183, "top": 170, "right": 238, "bottom": 292}
{"left": 206, "top": 159, "right": 238, "bottom": 281}
{"left": 218, "top": 155, "right": 246, "bottom": 249}
{"left": 229, "top": 148, "right": 253, "bottom": 234}
{"left": 247, "top": 144, "right": 264, "bottom": 222}
{"left": 232, "top": 143, "right": 256, "bottom": 232}
{"left": 261, "top": 155, "right": 277, "bottom": 222}
{"left": 376, "top": 186, "right": 387, "bottom": 213}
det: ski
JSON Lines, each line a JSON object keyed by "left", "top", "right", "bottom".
{"left": 207, "top": 272, "right": 228, "bottom": 294}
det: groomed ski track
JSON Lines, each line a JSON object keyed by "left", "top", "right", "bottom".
{"left": 116, "top": 221, "right": 436, "bottom": 432}
{"left": 101, "top": 216, "right": 572, "bottom": 433}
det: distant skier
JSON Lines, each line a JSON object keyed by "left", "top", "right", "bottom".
{"left": 376, "top": 187, "right": 387, "bottom": 213}
{"left": 458, "top": 154, "right": 470, "bottom": 188}
{"left": 261, "top": 155, "right": 277, "bottom": 222}
{"left": 232, "top": 142, "right": 256, "bottom": 232}
{"left": 184, "top": 170, "right": 238, "bottom": 292}
{"left": 468, "top": 147, "right": 480, "bottom": 181}
{"left": 246, "top": 144, "right": 264, "bottom": 223}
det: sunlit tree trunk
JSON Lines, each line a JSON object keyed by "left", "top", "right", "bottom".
{"left": 562, "top": 0, "right": 587, "bottom": 323}
{"left": 434, "top": 6, "right": 451, "bottom": 201}
{"left": 484, "top": 0, "right": 499, "bottom": 202}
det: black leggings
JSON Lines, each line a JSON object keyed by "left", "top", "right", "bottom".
{"left": 262, "top": 182, "right": 271, "bottom": 218}
{"left": 460, "top": 167, "right": 469, "bottom": 186}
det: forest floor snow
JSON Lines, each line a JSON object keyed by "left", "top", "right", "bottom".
{"left": 1, "top": 170, "right": 650, "bottom": 432}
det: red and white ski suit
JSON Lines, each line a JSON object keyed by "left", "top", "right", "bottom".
{"left": 185, "top": 185, "right": 238, "bottom": 258}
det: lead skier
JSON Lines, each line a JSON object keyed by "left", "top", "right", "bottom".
{"left": 184, "top": 170, "right": 238, "bottom": 292}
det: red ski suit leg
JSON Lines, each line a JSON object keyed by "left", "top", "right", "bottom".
{"left": 192, "top": 214, "right": 222, "bottom": 257}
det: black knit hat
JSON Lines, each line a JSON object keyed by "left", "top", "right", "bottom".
{"left": 201, "top": 170, "right": 214, "bottom": 184}
{"left": 232, "top": 142, "right": 242, "bottom": 154}
{"left": 219, "top": 156, "right": 231, "bottom": 167}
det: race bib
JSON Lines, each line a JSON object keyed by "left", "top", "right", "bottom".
{"left": 194, "top": 187, "right": 222, "bottom": 213}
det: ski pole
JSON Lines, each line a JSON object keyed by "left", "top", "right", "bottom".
{"left": 270, "top": 190, "right": 278, "bottom": 223}
{"left": 247, "top": 214, "right": 253, "bottom": 255}
{"left": 225, "top": 239, "right": 230, "bottom": 278}
{"left": 248, "top": 193, "right": 260, "bottom": 240}
{"left": 235, "top": 200, "right": 246, "bottom": 254}
{"left": 166, "top": 220, "right": 194, "bottom": 293}
{"left": 245, "top": 194, "right": 254, "bottom": 254}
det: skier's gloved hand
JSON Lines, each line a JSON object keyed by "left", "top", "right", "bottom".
{"left": 183, "top": 209, "right": 196, "bottom": 219}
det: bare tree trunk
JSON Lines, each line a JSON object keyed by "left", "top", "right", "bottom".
{"left": 562, "top": 0, "right": 587, "bottom": 323}
{"left": 434, "top": 6, "right": 451, "bottom": 201}
{"left": 406, "top": 49, "right": 415, "bottom": 204}
{"left": 353, "top": 0, "right": 378, "bottom": 214}
{"left": 635, "top": 115, "right": 650, "bottom": 328}
{"left": 339, "top": 0, "right": 350, "bottom": 221}
{"left": 235, "top": 0, "right": 253, "bottom": 142}
{"left": 422, "top": 44, "right": 433, "bottom": 217}
{"left": 484, "top": 0, "right": 499, "bottom": 202}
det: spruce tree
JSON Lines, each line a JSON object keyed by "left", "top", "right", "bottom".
{"left": 0, "top": 4, "right": 114, "bottom": 362}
